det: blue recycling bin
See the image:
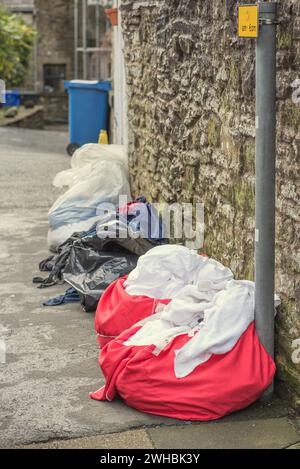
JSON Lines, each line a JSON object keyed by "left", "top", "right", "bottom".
{"left": 3, "top": 90, "right": 21, "bottom": 107}
{"left": 64, "top": 80, "right": 111, "bottom": 155}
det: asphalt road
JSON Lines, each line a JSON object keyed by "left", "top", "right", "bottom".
{"left": 0, "top": 128, "right": 171, "bottom": 449}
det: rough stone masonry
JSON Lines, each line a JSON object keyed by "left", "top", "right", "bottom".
{"left": 120, "top": 0, "right": 300, "bottom": 408}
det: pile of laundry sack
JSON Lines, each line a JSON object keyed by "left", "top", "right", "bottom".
{"left": 35, "top": 144, "right": 168, "bottom": 312}
{"left": 91, "top": 245, "right": 278, "bottom": 421}
{"left": 48, "top": 144, "right": 131, "bottom": 251}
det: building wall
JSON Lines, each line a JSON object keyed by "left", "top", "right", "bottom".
{"left": 35, "top": 0, "right": 74, "bottom": 93}
{"left": 75, "top": 3, "right": 112, "bottom": 81}
{"left": 121, "top": 0, "right": 300, "bottom": 408}
{"left": 34, "top": 0, "right": 74, "bottom": 122}
{"left": 1, "top": 0, "right": 34, "bottom": 8}
{"left": 2, "top": 1, "right": 111, "bottom": 122}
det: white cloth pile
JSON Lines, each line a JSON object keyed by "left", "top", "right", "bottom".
{"left": 124, "top": 245, "right": 280, "bottom": 378}
{"left": 124, "top": 245, "right": 233, "bottom": 299}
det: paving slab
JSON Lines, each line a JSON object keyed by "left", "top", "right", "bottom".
{"left": 19, "top": 429, "right": 154, "bottom": 449}
{"left": 148, "top": 418, "right": 300, "bottom": 449}
{"left": 287, "top": 442, "right": 300, "bottom": 449}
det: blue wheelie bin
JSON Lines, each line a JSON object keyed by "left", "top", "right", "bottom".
{"left": 64, "top": 80, "right": 111, "bottom": 156}
{"left": 3, "top": 90, "right": 21, "bottom": 107}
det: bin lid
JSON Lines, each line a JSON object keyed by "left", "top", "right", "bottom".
{"left": 5, "top": 90, "right": 21, "bottom": 96}
{"left": 64, "top": 80, "right": 111, "bottom": 91}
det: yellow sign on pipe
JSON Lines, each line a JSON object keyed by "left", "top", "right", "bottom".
{"left": 238, "top": 5, "right": 259, "bottom": 38}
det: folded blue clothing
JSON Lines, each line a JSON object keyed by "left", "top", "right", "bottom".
{"left": 43, "top": 287, "right": 80, "bottom": 307}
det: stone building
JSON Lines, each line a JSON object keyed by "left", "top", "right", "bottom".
{"left": 33, "top": 0, "right": 74, "bottom": 122}
{"left": 120, "top": 0, "right": 300, "bottom": 408}
{"left": 1, "top": 0, "right": 112, "bottom": 123}
{"left": 0, "top": 0, "right": 34, "bottom": 19}
{"left": 34, "top": 0, "right": 74, "bottom": 94}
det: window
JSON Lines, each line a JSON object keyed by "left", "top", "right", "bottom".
{"left": 44, "top": 64, "right": 66, "bottom": 93}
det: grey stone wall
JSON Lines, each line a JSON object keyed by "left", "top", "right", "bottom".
{"left": 40, "top": 94, "right": 68, "bottom": 124}
{"left": 35, "top": 0, "right": 74, "bottom": 93}
{"left": 34, "top": 0, "right": 74, "bottom": 122}
{"left": 2, "top": 106, "right": 44, "bottom": 130}
{"left": 121, "top": 0, "right": 300, "bottom": 408}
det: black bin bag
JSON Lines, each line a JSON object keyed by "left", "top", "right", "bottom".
{"left": 63, "top": 242, "right": 138, "bottom": 312}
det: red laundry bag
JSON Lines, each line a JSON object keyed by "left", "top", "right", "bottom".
{"left": 90, "top": 322, "right": 276, "bottom": 421}
{"left": 94, "top": 276, "right": 171, "bottom": 347}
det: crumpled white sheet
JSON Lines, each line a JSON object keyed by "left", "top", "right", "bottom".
{"left": 174, "top": 280, "right": 255, "bottom": 377}
{"left": 124, "top": 244, "right": 233, "bottom": 299}
{"left": 124, "top": 245, "right": 280, "bottom": 378}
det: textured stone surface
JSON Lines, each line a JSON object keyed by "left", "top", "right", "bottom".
{"left": 34, "top": 0, "right": 74, "bottom": 121}
{"left": 19, "top": 429, "right": 154, "bottom": 449}
{"left": 34, "top": 1, "right": 110, "bottom": 120}
{"left": 0, "top": 106, "right": 44, "bottom": 130}
{"left": 148, "top": 418, "right": 300, "bottom": 450}
{"left": 18, "top": 399, "right": 300, "bottom": 449}
{"left": 121, "top": 0, "right": 300, "bottom": 407}
{"left": 35, "top": 0, "right": 74, "bottom": 93}
{"left": 41, "top": 94, "right": 69, "bottom": 124}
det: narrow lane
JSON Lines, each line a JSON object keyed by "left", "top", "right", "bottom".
{"left": 0, "top": 128, "right": 169, "bottom": 448}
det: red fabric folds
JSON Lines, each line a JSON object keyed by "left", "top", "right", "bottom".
{"left": 90, "top": 322, "right": 276, "bottom": 421}
{"left": 95, "top": 276, "right": 171, "bottom": 347}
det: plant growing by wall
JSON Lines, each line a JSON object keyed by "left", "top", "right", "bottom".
{"left": 0, "top": 5, "right": 35, "bottom": 88}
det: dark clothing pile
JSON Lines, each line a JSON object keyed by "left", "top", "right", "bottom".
{"left": 34, "top": 197, "right": 168, "bottom": 312}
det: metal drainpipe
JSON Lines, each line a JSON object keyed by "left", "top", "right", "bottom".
{"left": 33, "top": 7, "right": 38, "bottom": 92}
{"left": 74, "top": 0, "right": 79, "bottom": 79}
{"left": 82, "top": 0, "right": 88, "bottom": 80}
{"left": 255, "top": 1, "right": 278, "bottom": 393}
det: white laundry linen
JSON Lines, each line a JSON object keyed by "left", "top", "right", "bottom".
{"left": 173, "top": 280, "right": 255, "bottom": 378}
{"left": 123, "top": 244, "right": 233, "bottom": 299}
{"left": 124, "top": 245, "right": 280, "bottom": 378}
{"left": 175, "top": 281, "right": 280, "bottom": 378}
{"left": 124, "top": 285, "right": 209, "bottom": 349}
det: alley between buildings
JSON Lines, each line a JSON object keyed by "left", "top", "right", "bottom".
{"left": 0, "top": 128, "right": 299, "bottom": 449}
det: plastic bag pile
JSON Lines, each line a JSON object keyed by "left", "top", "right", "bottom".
{"left": 48, "top": 144, "right": 131, "bottom": 251}
{"left": 35, "top": 144, "right": 168, "bottom": 312}
{"left": 91, "top": 245, "right": 279, "bottom": 421}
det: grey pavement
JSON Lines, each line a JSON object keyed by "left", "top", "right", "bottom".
{"left": 17, "top": 398, "right": 300, "bottom": 450}
{"left": 0, "top": 128, "right": 176, "bottom": 449}
{"left": 0, "top": 128, "right": 299, "bottom": 450}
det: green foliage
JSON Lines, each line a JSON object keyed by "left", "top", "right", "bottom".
{"left": 0, "top": 5, "right": 35, "bottom": 87}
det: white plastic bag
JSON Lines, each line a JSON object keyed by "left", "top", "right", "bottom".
{"left": 53, "top": 144, "right": 128, "bottom": 189}
{"left": 47, "top": 215, "right": 102, "bottom": 251}
{"left": 48, "top": 144, "right": 131, "bottom": 251}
